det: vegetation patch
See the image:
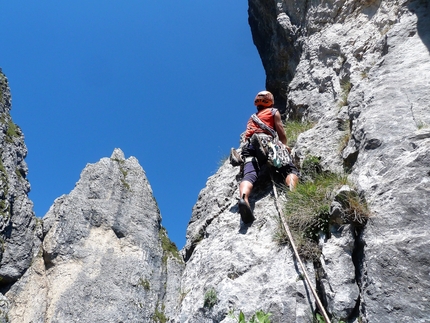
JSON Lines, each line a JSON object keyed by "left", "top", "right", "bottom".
{"left": 334, "top": 189, "right": 370, "bottom": 225}
{"left": 6, "top": 120, "right": 20, "bottom": 142}
{"left": 338, "top": 78, "right": 352, "bottom": 107}
{"left": 138, "top": 278, "right": 150, "bottom": 291}
{"left": 111, "top": 158, "right": 131, "bottom": 190}
{"left": 203, "top": 288, "right": 217, "bottom": 309}
{"left": 0, "top": 157, "right": 6, "bottom": 175}
{"left": 0, "top": 72, "right": 5, "bottom": 104}
{"left": 178, "top": 289, "right": 189, "bottom": 305}
{"left": 276, "top": 156, "right": 370, "bottom": 261}
{"left": 314, "top": 312, "right": 346, "bottom": 323}
{"left": 0, "top": 157, "right": 10, "bottom": 220}
{"left": 0, "top": 114, "right": 21, "bottom": 143}
{"left": 119, "top": 172, "right": 130, "bottom": 190}
{"left": 360, "top": 69, "right": 369, "bottom": 79}
{"left": 284, "top": 120, "right": 315, "bottom": 147}
{"left": 159, "top": 227, "right": 182, "bottom": 264}
{"left": 229, "top": 309, "right": 272, "bottom": 323}
{"left": 0, "top": 200, "right": 11, "bottom": 220}
{"left": 152, "top": 303, "right": 168, "bottom": 323}
{"left": 217, "top": 154, "right": 229, "bottom": 168}
{"left": 300, "top": 155, "right": 322, "bottom": 181}
{"left": 0, "top": 237, "right": 5, "bottom": 252}
{"left": 417, "top": 121, "right": 429, "bottom": 129}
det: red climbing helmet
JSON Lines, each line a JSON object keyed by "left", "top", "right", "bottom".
{"left": 254, "top": 91, "right": 274, "bottom": 108}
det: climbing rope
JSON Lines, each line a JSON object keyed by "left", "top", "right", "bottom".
{"left": 270, "top": 173, "right": 332, "bottom": 323}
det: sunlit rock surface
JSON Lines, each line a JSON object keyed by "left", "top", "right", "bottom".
{"left": 249, "top": 0, "right": 430, "bottom": 322}
{"left": 1, "top": 0, "right": 429, "bottom": 322}
{"left": 6, "top": 149, "right": 184, "bottom": 322}
{"left": 177, "top": 0, "right": 430, "bottom": 322}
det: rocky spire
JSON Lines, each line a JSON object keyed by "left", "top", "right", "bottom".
{"left": 6, "top": 148, "right": 184, "bottom": 322}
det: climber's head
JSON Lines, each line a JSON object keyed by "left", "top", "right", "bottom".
{"left": 254, "top": 91, "right": 274, "bottom": 109}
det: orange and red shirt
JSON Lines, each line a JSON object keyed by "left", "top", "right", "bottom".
{"left": 244, "top": 108, "right": 277, "bottom": 139}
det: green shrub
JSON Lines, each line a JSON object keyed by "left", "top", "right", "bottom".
{"left": 203, "top": 288, "right": 217, "bottom": 309}
{"left": 417, "top": 121, "right": 429, "bottom": 129}
{"left": 3, "top": 120, "right": 21, "bottom": 143}
{"left": 0, "top": 73, "right": 5, "bottom": 104}
{"left": 300, "top": 155, "right": 322, "bottom": 180}
{"left": 338, "top": 119, "right": 351, "bottom": 152}
{"left": 111, "top": 158, "right": 130, "bottom": 190}
{"left": 339, "top": 131, "right": 351, "bottom": 152}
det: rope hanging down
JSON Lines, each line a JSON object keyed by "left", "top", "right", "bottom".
{"left": 270, "top": 173, "right": 332, "bottom": 323}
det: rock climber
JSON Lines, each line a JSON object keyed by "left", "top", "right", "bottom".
{"left": 230, "top": 90, "right": 300, "bottom": 223}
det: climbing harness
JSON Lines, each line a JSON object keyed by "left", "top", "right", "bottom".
{"left": 270, "top": 172, "right": 332, "bottom": 323}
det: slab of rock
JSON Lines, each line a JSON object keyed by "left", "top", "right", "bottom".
{"left": 178, "top": 163, "right": 317, "bottom": 323}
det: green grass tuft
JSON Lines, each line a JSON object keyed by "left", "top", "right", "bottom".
{"left": 417, "top": 121, "right": 429, "bottom": 129}
{"left": 152, "top": 303, "right": 168, "bottom": 323}
{"left": 203, "top": 288, "right": 217, "bottom": 309}
{"left": 138, "top": 278, "right": 150, "bottom": 291}
{"left": 229, "top": 309, "right": 272, "bottom": 323}
{"left": 276, "top": 155, "right": 369, "bottom": 261}
{"left": 281, "top": 172, "right": 346, "bottom": 260}
{"left": 338, "top": 79, "right": 352, "bottom": 107}
{"left": 284, "top": 120, "right": 315, "bottom": 147}
{"left": 159, "top": 227, "right": 182, "bottom": 264}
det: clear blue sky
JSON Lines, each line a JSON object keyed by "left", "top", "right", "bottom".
{"left": 1, "top": 1, "right": 265, "bottom": 249}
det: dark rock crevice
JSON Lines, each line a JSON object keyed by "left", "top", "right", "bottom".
{"left": 351, "top": 226, "right": 367, "bottom": 322}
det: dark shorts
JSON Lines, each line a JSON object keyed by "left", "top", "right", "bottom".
{"left": 241, "top": 143, "right": 300, "bottom": 185}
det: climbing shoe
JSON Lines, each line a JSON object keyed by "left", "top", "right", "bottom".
{"left": 250, "top": 134, "right": 268, "bottom": 164}
{"left": 238, "top": 195, "right": 255, "bottom": 224}
{"left": 229, "top": 148, "right": 243, "bottom": 167}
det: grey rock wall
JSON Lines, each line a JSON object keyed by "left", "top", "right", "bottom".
{"left": 1, "top": 0, "right": 429, "bottom": 322}
{"left": 172, "top": 0, "right": 429, "bottom": 322}
{"left": 246, "top": 0, "right": 430, "bottom": 322}
{"left": 5, "top": 149, "right": 184, "bottom": 323}
{"left": 0, "top": 71, "right": 38, "bottom": 287}
{"left": 179, "top": 165, "right": 316, "bottom": 323}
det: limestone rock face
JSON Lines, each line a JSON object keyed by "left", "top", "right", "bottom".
{"left": 179, "top": 166, "right": 315, "bottom": 323}
{"left": 6, "top": 149, "right": 184, "bottom": 323}
{"left": 1, "top": 0, "right": 430, "bottom": 322}
{"left": 246, "top": 0, "right": 430, "bottom": 322}
{"left": 0, "top": 71, "right": 38, "bottom": 285}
